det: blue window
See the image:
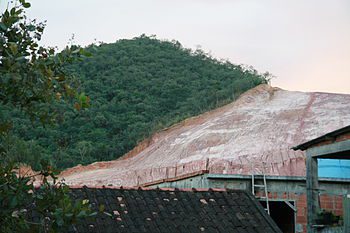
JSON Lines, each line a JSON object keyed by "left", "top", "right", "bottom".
{"left": 318, "top": 159, "right": 350, "bottom": 179}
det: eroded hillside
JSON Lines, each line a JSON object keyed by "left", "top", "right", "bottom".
{"left": 61, "top": 85, "right": 350, "bottom": 186}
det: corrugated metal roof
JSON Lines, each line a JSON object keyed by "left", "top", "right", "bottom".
{"left": 292, "top": 125, "right": 350, "bottom": 151}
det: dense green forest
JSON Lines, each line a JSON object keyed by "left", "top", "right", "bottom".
{"left": 1, "top": 35, "right": 270, "bottom": 170}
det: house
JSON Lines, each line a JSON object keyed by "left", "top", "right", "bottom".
{"left": 66, "top": 186, "right": 282, "bottom": 233}
{"left": 293, "top": 125, "right": 350, "bottom": 233}
{"left": 141, "top": 126, "right": 350, "bottom": 233}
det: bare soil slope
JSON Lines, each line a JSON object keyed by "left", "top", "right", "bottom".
{"left": 61, "top": 85, "right": 350, "bottom": 186}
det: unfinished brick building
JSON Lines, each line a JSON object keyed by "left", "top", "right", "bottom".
{"left": 142, "top": 126, "right": 350, "bottom": 233}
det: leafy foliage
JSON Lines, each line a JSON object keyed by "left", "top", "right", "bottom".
{"left": 0, "top": 1, "right": 95, "bottom": 232}
{"left": 0, "top": 2, "right": 84, "bottom": 123}
{"left": 3, "top": 35, "right": 271, "bottom": 169}
{"left": 0, "top": 163, "right": 96, "bottom": 233}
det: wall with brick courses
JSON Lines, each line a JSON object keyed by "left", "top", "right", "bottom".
{"left": 308, "top": 132, "right": 350, "bottom": 149}
{"left": 253, "top": 192, "right": 343, "bottom": 233}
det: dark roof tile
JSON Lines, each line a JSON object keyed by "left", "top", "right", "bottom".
{"left": 50, "top": 187, "right": 282, "bottom": 233}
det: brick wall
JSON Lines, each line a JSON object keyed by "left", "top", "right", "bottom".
{"left": 256, "top": 192, "right": 344, "bottom": 233}
{"left": 319, "top": 195, "right": 344, "bottom": 216}
{"left": 296, "top": 194, "right": 307, "bottom": 233}
{"left": 309, "top": 132, "right": 350, "bottom": 149}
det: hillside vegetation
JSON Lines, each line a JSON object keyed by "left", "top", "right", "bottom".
{"left": 2, "top": 35, "right": 270, "bottom": 169}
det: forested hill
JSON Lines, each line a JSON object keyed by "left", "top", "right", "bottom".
{"left": 4, "top": 35, "right": 269, "bottom": 169}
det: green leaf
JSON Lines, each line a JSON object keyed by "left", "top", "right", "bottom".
{"left": 10, "top": 196, "right": 17, "bottom": 207}
{"left": 15, "top": 56, "right": 27, "bottom": 62}
{"left": 56, "top": 217, "right": 64, "bottom": 226}
{"left": 10, "top": 7, "right": 16, "bottom": 16}
{"left": 103, "top": 212, "right": 112, "bottom": 217}
{"left": 8, "top": 43, "right": 18, "bottom": 54}
{"left": 0, "top": 22, "right": 7, "bottom": 31}
{"left": 98, "top": 204, "right": 105, "bottom": 212}
{"left": 89, "top": 212, "right": 98, "bottom": 217}
{"left": 77, "top": 210, "right": 87, "bottom": 218}
{"left": 22, "top": 2, "right": 31, "bottom": 8}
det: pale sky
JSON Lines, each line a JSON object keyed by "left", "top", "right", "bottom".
{"left": 1, "top": 0, "right": 350, "bottom": 93}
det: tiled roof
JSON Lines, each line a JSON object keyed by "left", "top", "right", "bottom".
{"left": 67, "top": 186, "right": 282, "bottom": 233}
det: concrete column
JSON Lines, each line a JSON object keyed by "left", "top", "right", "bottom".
{"left": 306, "top": 151, "right": 319, "bottom": 233}
{"left": 344, "top": 194, "right": 350, "bottom": 233}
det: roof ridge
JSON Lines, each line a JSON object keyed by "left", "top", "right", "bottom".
{"left": 68, "top": 185, "right": 230, "bottom": 192}
{"left": 245, "top": 191, "right": 283, "bottom": 233}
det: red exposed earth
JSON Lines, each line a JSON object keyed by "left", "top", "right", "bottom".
{"left": 60, "top": 85, "right": 350, "bottom": 187}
